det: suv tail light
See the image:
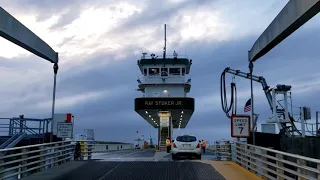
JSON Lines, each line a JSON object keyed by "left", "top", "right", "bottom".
{"left": 196, "top": 143, "right": 200, "bottom": 148}
{"left": 173, "top": 143, "right": 177, "bottom": 148}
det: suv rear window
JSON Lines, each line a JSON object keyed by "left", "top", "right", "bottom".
{"left": 176, "top": 135, "right": 197, "bottom": 142}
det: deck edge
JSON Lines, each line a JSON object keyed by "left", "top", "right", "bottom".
{"left": 228, "top": 161, "right": 262, "bottom": 180}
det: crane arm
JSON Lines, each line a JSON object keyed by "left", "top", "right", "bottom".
{"left": 223, "top": 67, "right": 301, "bottom": 136}
{"left": 223, "top": 67, "right": 273, "bottom": 111}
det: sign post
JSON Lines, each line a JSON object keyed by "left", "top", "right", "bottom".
{"left": 57, "top": 122, "right": 73, "bottom": 138}
{"left": 231, "top": 115, "right": 251, "bottom": 138}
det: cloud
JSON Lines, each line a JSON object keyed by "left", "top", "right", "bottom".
{"left": 1, "top": 0, "right": 320, "bottom": 142}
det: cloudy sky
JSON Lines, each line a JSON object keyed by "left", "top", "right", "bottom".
{"left": 1, "top": 0, "right": 320, "bottom": 143}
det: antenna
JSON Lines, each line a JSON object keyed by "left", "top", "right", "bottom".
{"left": 163, "top": 24, "right": 166, "bottom": 59}
{"left": 185, "top": 44, "right": 188, "bottom": 58}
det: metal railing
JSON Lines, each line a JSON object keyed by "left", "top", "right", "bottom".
{"left": 207, "top": 142, "right": 233, "bottom": 161}
{"left": 0, "top": 117, "right": 49, "bottom": 141}
{"left": 140, "top": 54, "right": 189, "bottom": 59}
{"left": 234, "top": 142, "right": 320, "bottom": 180}
{"left": 0, "top": 140, "right": 93, "bottom": 179}
{"left": 138, "top": 74, "right": 191, "bottom": 84}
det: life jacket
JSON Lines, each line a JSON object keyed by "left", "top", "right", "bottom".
{"left": 166, "top": 139, "right": 171, "bottom": 146}
{"left": 202, "top": 140, "right": 206, "bottom": 147}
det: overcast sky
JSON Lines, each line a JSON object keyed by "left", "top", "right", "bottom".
{"left": 1, "top": 0, "right": 320, "bottom": 144}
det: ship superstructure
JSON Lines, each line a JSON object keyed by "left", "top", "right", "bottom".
{"left": 134, "top": 24, "right": 195, "bottom": 151}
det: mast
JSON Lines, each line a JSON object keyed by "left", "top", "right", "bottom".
{"left": 163, "top": 24, "right": 166, "bottom": 59}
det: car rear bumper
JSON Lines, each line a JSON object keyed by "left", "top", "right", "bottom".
{"left": 172, "top": 148, "right": 201, "bottom": 155}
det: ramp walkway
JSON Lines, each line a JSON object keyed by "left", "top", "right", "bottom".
{"left": 1, "top": 141, "right": 319, "bottom": 180}
{"left": 20, "top": 148, "right": 260, "bottom": 180}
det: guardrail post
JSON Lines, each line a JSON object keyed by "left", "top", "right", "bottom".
{"left": 226, "top": 142, "right": 231, "bottom": 161}
{"left": 216, "top": 143, "right": 221, "bottom": 160}
{"left": 317, "top": 163, "right": 320, "bottom": 180}
{"left": 46, "top": 144, "right": 54, "bottom": 169}
{"left": 259, "top": 149, "right": 268, "bottom": 180}
{"left": 0, "top": 152, "right": 4, "bottom": 179}
{"left": 85, "top": 143, "right": 88, "bottom": 160}
{"left": 68, "top": 141, "right": 73, "bottom": 162}
{"left": 54, "top": 143, "right": 59, "bottom": 166}
{"left": 88, "top": 144, "right": 92, "bottom": 160}
{"left": 235, "top": 143, "right": 241, "bottom": 167}
{"left": 21, "top": 148, "right": 28, "bottom": 178}
{"left": 276, "top": 154, "right": 284, "bottom": 180}
{"left": 297, "top": 159, "right": 306, "bottom": 180}
{"left": 61, "top": 141, "right": 69, "bottom": 164}
{"left": 248, "top": 146, "right": 256, "bottom": 174}
{"left": 244, "top": 144, "right": 250, "bottom": 171}
{"left": 39, "top": 146, "right": 45, "bottom": 172}
{"left": 231, "top": 143, "right": 236, "bottom": 162}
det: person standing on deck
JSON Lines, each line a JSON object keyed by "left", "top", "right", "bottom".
{"left": 74, "top": 142, "right": 81, "bottom": 160}
{"left": 166, "top": 136, "right": 171, "bottom": 153}
{"left": 201, "top": 139, "right": 206, "bottom": 154}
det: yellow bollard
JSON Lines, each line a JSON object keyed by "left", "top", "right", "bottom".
{"left": 80, "top": 141, "right": 85, "bottom": 160}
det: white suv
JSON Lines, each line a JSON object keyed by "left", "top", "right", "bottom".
{"left": 171, "top": 135, "right": 201, "bottom": 160}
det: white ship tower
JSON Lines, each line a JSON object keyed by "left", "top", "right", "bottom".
{"left": 134, "top": 24, "right": 195, "bottom": 151}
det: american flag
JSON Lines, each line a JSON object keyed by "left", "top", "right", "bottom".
{"left": 244, "top": 98, "right": 251, "bottom": 112}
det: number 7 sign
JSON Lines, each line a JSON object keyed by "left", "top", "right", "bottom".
{"left": 231, "top": 115, "right": 251, "bottom": 138}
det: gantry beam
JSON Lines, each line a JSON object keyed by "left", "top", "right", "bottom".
{"left": 249, "top": 0, "right": 320, "bottom": 62}
{"left": 0, "top": 7, "right": 58, "bottom": 63}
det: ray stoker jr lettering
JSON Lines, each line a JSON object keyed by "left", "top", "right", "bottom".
{"left": 144, "top": 100, "right": 183, "bottom": 106}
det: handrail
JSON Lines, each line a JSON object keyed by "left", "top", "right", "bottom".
{"left": 237, "top": 142, "right": 320, "bottom": 164}
{"left": 0, "top": 140, "right": 94, "bottom": 179}
{"left": 0, "top": 140, "right": 72, "bottom": 152}
{"left": 138, "top": 74, "right": 191, "bottom": 84}
{"left": 12, "top": 119, "right": 41, "bottom": 137}
{"left": 140, "top": 54, "right": 189, "bottom": 59}
{"left": 233, "top": 142, "right": 320, "bottom": 180}
{"left": 0, "top": 133, "right": 21, "bottom": 149}
{"left": 207, "top": 143, "right": 233, "bottom": 161}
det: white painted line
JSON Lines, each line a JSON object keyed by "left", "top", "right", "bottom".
{"left": 98, "top": 162, "right": 123, "bottom": 180}
{"left": 115, "top": 151, "right": 137, "bottom": 158}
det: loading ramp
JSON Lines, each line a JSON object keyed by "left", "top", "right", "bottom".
{"left": 20, "top": 148, "right": 261, "bottom": 180}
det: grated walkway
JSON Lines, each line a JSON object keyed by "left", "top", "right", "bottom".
{"left": 21, "top": 150, "right": 261, "bottom": 180}
{"left": 53, "top": 161, "right": 225, "bottom": 180}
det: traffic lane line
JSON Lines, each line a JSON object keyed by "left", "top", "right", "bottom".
{"left": 119, "top": 150, "right": 154, "bottom": 158}
{"left": 98, "top": 162, "right": 124, "bottom": 180}
{"left": 115, "top": 150, "right": 147, "bottom": 158}
{"left": 92, "top": 150, "right": 136, "bottom": 159}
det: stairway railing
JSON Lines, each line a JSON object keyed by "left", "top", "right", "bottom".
{"left": 0, "top": 132, "right": 27, "bottom": 149}
{"left": 0, "top": 133, "right": 21, "bottom": 149}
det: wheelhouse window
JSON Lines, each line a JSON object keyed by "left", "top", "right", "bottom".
{"left": 149, "top": 68, "right": 159, "bottom": 75}
{"left": 161, "top": 68, "right": 168, "bottom": 76}
{"left": 169, "top": 68, "right": 181, "bottom": 75}
{"left": 143, "top": 68, "right": 148, "bottom": 76}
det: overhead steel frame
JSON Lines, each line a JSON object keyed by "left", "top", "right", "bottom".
{"left": 247, "top": 0, "right": 320, "bottom": 145}
{"left": 0, "top": 7, "right": 59, "bottom": 142}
